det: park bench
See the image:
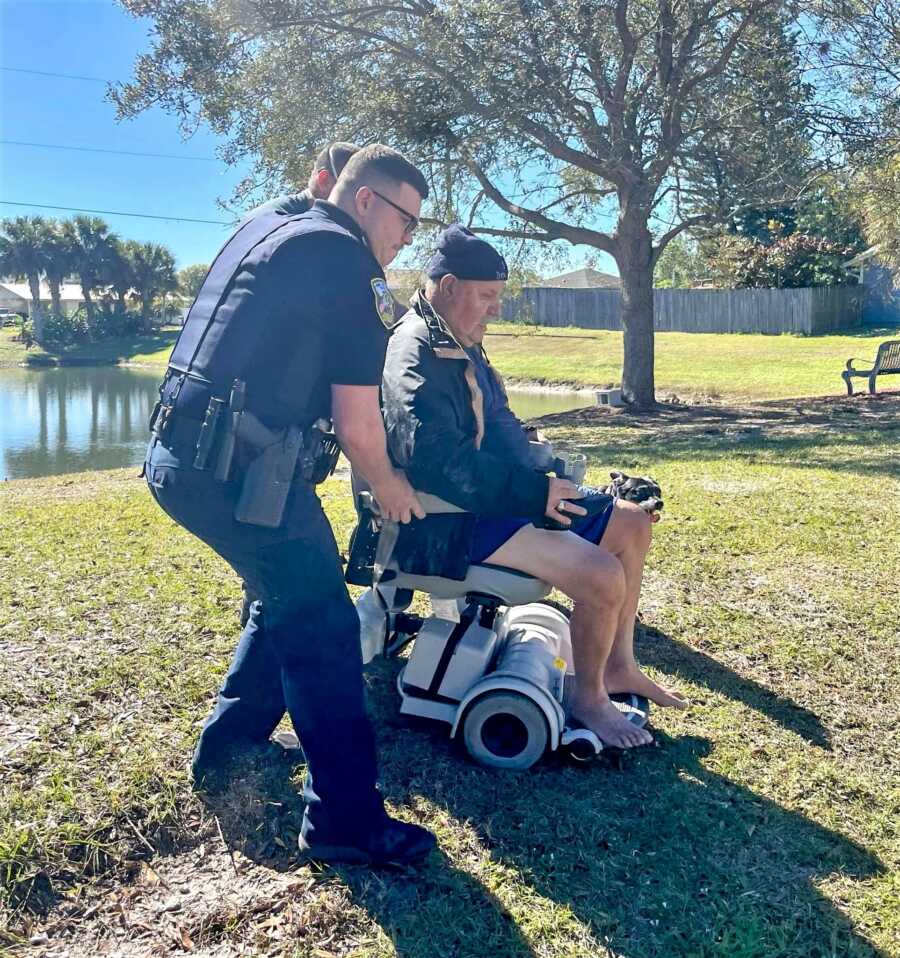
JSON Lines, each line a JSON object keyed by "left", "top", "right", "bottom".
{"left": 842, "top": 340, "right": 900, "bottom": 395}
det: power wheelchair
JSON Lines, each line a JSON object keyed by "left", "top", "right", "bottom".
{"left": 345, "top": 447, "right": 652, "bottom": 771}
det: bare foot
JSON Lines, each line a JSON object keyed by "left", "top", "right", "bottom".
{"left": 604, "top": 662, "right": 689, "bottom": 710}
{"left": 570, "top": 698, "right": 654, "bottom": 749}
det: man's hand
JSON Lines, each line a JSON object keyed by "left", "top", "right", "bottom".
{"left": 371, "top": 469, "right": 426, "bottom": 524}
{"left": 333, "top": 384, "right": 425, "bottom": 524}
{"left": 545, "top": 478, "right": 587, "bottom": 527}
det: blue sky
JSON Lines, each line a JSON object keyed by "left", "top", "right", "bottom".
{"left": 0, "top": 0, "right": 248, "bottom": 269}
{"left": 1, "top": 0, "right": 616, "bottom": 276}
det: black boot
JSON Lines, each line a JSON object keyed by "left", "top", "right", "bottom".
{"left": 298, "top": 816, "right": 436, "bottom": 866}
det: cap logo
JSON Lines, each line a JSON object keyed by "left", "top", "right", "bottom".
{"left": 371, "top": 278, "right": 397, "bottom": 329}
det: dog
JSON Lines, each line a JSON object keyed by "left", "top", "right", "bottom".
{"left": 603, "top": 471, "right": 664, "bottom": 516}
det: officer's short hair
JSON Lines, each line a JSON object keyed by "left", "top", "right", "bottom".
{"left": 309, "top": 142, "right": 360, "bottom": 188}
{"left": 337, "top": 145, "right": 430, "bottom": 200}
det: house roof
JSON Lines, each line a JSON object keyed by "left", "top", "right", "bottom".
{"left": 537, "top": 267, "right": 621, "bottom": 289}
{"left": 0, "top": 281, "right": 85, "bottom": 302}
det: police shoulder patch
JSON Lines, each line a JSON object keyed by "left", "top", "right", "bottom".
{"left": 371, "top": 278, "right": 396, "bottom": 329}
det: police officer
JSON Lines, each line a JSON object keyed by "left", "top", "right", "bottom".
{"left": 144, "top": 144, "right": 435, "bottom": 866}
{"left": 244, "top": 141, "right": 360, "bottom": 220}
{"left": 238, "top": 143, "right": 361, "bottom": 632}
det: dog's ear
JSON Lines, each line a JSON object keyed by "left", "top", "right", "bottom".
{"left": 609, "top": 470, "right": 623, "bottom": 481}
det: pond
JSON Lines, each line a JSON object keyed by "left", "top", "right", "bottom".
{"left": 0, "top": 366, "right": 592, "bottom": 481}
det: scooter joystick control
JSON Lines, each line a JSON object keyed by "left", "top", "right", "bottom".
{"left": 542, "top": 485, "right": 615, "bottom": 531}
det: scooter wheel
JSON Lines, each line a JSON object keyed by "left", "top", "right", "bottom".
{"left": 562, "top": 729, "right": 602, "bottom": 763}
{"left": 462, "top": 692, "right": 549, "bottom": 770}
{"left": 609, "top": 692, "right": 651, "bottom": 728}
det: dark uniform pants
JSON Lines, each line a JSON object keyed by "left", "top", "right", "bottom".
{"left": 144, "top": 436, "right": 385, "bottom": 843}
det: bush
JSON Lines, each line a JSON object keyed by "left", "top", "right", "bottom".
{"left": 91, "top": 303, "right": 144, "bottom": 338}
{"left": 710, "top": 233, "right": 858, "bottom": 288}
{"left": 42, "top": 310, "right": 90, "bottom": 345}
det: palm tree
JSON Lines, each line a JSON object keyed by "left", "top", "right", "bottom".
{"left": 126, "top": 241, "right": 178, "bottom": 333}
{"left": 105, "top": 238, "right": 134, "bottom": 315}
{"left": 41, "top": 220, "right": 77, "bottom": 321}
{"left": 0, "top": 216, "right": 50, "bottom": 341}
{"left": 61, "top": 216, "right": 118, "bottom": 337}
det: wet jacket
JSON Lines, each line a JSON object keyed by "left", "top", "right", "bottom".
{"left": 382, "top": 291, "right": 549, "bottom": 519}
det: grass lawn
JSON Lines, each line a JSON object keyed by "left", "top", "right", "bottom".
{"left": 484, "top": 322, "right": 900, "bottom": 400}
{"left": 4, "top": 323, "right": 900, "bottom": 403}
{"left": 0, "top": 325, "right": 178, "bottom": 369}
{"left": 1, "top": 394, "right": 898, "bottom": 956}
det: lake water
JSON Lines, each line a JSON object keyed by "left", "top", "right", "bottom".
{"left": 0, "top": 366, "right": 591, "bottom": 481}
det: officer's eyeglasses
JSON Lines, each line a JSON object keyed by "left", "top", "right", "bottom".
{"left": 370, "top": 189, "right": 419, "bottom": 237}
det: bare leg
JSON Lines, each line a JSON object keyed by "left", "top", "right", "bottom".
{"left": 485, "top": 525, "right": 653, "bottom": 748}
{"left": 600, "top": 502, "right": 688, "bottom": 709}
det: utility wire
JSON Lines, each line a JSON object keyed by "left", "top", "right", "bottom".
{"left": 1, "top": 66, "right": 109, "bottom": 84}
{"left": 1, "top": 139, "right": 218, "bottom": 162}
{"left": 0, "top": 201, "right": 231, "bottom": 226}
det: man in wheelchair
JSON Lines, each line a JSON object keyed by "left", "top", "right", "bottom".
{"left": 380, "top": 226, "right": 687, "bottom": 751}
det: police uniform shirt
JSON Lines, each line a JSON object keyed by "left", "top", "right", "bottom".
{"left": 199, "top": 201, "right": 393, "bottom": 428}
{"left": 243, "top": 189, "right": 315, "bottom": 222}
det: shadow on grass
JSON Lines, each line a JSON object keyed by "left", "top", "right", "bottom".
{"left": 538, "top": 395, "right": 900, "bottom": 481}
{"left": 204, "top": 752, "right": 538, "bottom": 957}
{"left": 635, "top": 623, "right": 831, "bottom": 749}
{"left": 204, "top": 660, "right": 885, "bottom": 958}
{"left": 379, "top": 727, "right": 884, "bottom": 958}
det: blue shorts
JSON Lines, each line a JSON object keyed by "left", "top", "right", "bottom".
{"left": 471, "top": 502, "right": 615, "bottom": 564}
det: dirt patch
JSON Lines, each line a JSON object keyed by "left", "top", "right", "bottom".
{"left": 533, "top": 390, "right": 900, "bottom": 433}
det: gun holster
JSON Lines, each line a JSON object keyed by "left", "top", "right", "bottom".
{"left": 234, "top": 425, "right": 304, "bottom": 528}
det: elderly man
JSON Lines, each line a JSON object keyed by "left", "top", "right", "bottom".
{"left": 382, "top": 226, "right": 686, "bottom": 750}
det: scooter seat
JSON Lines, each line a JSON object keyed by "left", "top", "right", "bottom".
{"left": 386, "top": 562, "right": 551, "bottom": 605}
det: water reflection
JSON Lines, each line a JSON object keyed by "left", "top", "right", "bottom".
{"left": 0, "top": 367, "right": 161, "bottom": 481}
{"left": 0, "top": 367, "right": 591, "bottom": 481}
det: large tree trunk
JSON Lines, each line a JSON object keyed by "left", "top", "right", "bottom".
{"left": 80, "top": 279, "right": 95, "bottom": 340}
{"left": 27, "top": 272, "right": 45, "bottom": 343}
{"left": 48, "top": 278, "right": 62, "bottom": 320}
{"left": 141, "top": 296, "right": 153, "bottom": 334}
{"left": 616, "top": 214, "right": 656, "bottom": 408}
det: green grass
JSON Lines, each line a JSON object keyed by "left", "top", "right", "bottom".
{"left": 2, "top": 395, "right": 898, "bottom": 956}
{"left": 484, "top": 322, "right": 900, "bottom": 399}
{"left": 0, "top": 325, "right": 178, "bottom": 368}
{"left": 5, "top": 322, "right": 900, "bottom": 403}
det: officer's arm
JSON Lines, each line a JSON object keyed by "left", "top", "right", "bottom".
{"left": 332, "top": 384, "right": 425, "bottom": 524}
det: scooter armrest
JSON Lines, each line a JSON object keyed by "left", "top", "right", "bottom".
{"left": 415, "top": 492, "right": 468, "bottom": 515}
{"left": 356, "top": 490, "right": 468, "bottom": 516}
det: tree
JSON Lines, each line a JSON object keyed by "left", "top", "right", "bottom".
{"left": 105, "top": 238, "right": 135, "bottom": 314}
{"left": 61, "top": 216, "right": 119, "bottom": 336}
{"left": 177, "top": 263, "right": 209, "bottom": 303}
{"left": 126, "top": 241, "right": 178, "bottom": 333}
{"left": 708, "top": 233, "right": 858, "bottom": 287}
{"left": 41, "top": 220, "right": 77, "bottom": 321}
{"left": 114, "top": 0, "right": 825, "bottom": 407}
{"left": 0, "top": 216, "right": 51, "bottom": 342}
{"left": 854, "top": 153, "right": 900, "bottom": 269}
{"left": 653, "top": 235, "right": 706, "bottom": 288}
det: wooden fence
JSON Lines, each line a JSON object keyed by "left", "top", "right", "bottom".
{"left": 501, "top": 285, "right": 865, "bottom": 334}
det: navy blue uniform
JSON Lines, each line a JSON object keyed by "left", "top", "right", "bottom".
{"left": 241, "top": 188, "right": 315, "bottom": 224}
{"left": 144, "top": 201, "right": 392, "bottom": 844}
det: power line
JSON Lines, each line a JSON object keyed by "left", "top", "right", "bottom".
{"left": 0, "top": 201, "right": 231, "bottom": 226}
{"left": 1, "top": 139, "right": 218, "bottom": 162}
{"left": 1, "top": 66, "right": 109, "bottom": 84}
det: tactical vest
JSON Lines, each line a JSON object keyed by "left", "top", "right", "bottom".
{"left": 160, "top": 208, "right": 369, "bottom": 423}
